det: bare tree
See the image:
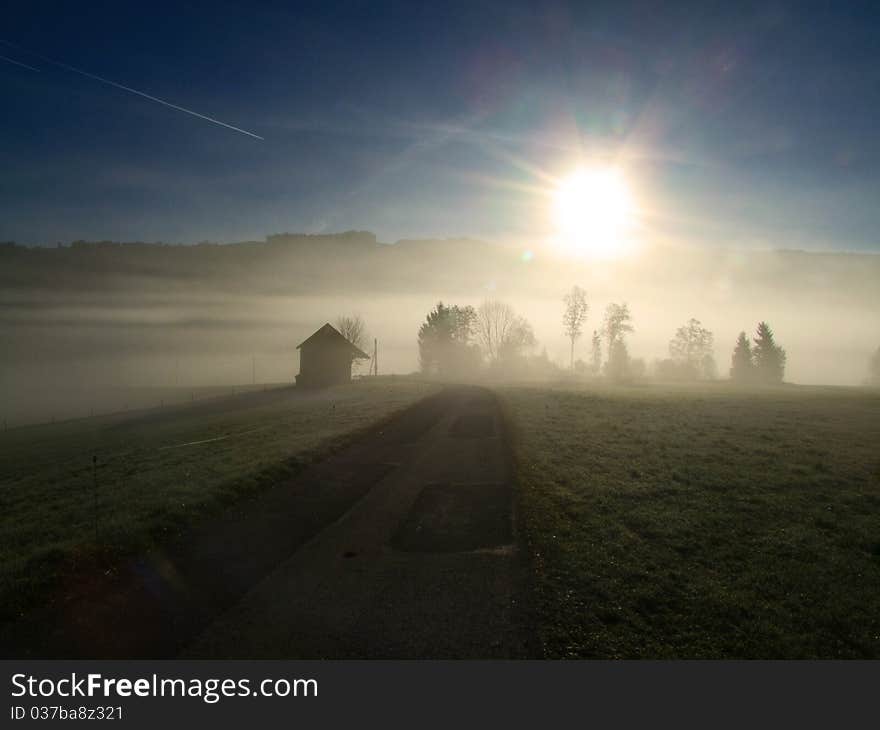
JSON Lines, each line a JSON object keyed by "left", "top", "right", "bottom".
{"left": 563, "top": 285, "right": 589, "bottom": 371}
{"left": 475, "top": 300, "right": 536, "bottom": 364}
{"left": 336, "top": 314, "right": 367, "bottom": 351}
{"left": 336, "top": 314, "right": 368, "bottom": 373}
{"left": 669, "top": 318, "right": 716, "bottom": 379}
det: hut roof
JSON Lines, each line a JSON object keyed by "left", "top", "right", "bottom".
{"left": 296, "top": 323, "right": 370, "bottom": 359}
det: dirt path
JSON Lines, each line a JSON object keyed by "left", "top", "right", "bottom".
{"left": 4, "top": 386, "right": 535, "bottom": 659}
{"left": 184, "top": 385, "right": 534, "bottom": 658}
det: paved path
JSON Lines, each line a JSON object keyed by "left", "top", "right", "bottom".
{"left": 3, "top": 385, "right": 534, "bottom": 659}
{"left": 184, "top": 385, "right": 533, "bottom": 658}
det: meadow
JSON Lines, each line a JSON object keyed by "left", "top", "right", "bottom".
{"left": 501, "top": 381, "right": 880, "bottom": 658}
{"left": 4, "top": 374, "right": 879, "bottom": 659}
{"left": 0, "top": 379, "right": 436, "bottom": 621}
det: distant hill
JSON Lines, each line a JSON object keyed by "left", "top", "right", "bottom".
{"left": 3, "top": 231, "right": 879, "bottom": 309}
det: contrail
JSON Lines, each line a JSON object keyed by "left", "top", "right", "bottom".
{"left": 0, "top": 39, "right": 263, "bottom": 140}
{"left": 0, "top": 53, "right": 40, "bottom": 72}
{"left": 50, "top": 59, "right": 264, "bottom": 140}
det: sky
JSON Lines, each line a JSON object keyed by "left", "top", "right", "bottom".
{"left": 2, "top": 0, "right": 880, "bottom": 251}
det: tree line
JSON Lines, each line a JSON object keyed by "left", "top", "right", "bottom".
{"left": 562, "top": 288, "right": 796, "bottom": 384}
{"left": 410, "top": 288, "right": 800, "bottom": 384}
{"left": 345, "top": 290, "right": 880, "bottom": 385}
{"left": 417, "top": 301, "right": 538, "bottom": 377}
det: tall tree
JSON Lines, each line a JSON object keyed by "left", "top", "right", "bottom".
{"left": 562, "top": 285, "right": 589, "bottom": 371}
{"left": 669, "top": 318, "right": 716, "bottom": 379}
{"left": 590, "top": 330, "right": 602, "bottom": 375}
{"left": 336, "top": 314, "right": 368, "bottom": 374}
{"left": 417, "top": 302, "right": 477, "bottom": 376}
{"left": 336, "top": 314, "right": 366, "bottom": 351}
{"left": 602, "top": 303, "right": 633, "bottom": 349}
{"left": 602, "top": 303, "right": 634, "bottom": 381}
{"left": 729, "top": 331, "right": 754, "bottom": 382}
{"left": 753, "top": 321, "right": 786, "bottom": 384}
{"left": 475, "top": 300, "right": 536, "bottom": 365}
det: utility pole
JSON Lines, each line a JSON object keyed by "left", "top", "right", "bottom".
{"left": 373, "top": 338, "right": 378, "bottom": 376}
{"left": 252, "top": 355, "right": 256, "bottom": 386}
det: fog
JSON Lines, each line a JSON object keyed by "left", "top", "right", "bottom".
{"left": 1, "top": 233, "right": 878, "bottom": 426}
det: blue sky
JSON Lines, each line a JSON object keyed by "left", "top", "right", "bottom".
{"left": 2, "top": 0, "right": 879, "bottom": 250}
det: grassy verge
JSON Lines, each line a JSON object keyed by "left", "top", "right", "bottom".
{"left": 500, "top": 381, "right": 880, "bottom": 658}
{"left": 0, "top": 379, "right": 437, "bottom": 620}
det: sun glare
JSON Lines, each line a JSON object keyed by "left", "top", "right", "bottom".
{"left": 552, "top": 167, "right": 635, "bottom": 258}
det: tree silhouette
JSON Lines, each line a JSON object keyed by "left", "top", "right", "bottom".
{"left": 602, "top": 303, "right": 634, "bottom": 381}
{"left": 753, "top": 321, "right": 786, "bottom": 384}
{"left": 602, "top": 302, "right": 633, "bottom": 350}
{"left": 336, "top": 314, "right": 368, "bottom": 374}
{"left": 417, "top": 302, "right": 478, "bottom": 376}
{"left": 562, "top": 285, "right": 588, "bottom": 371}
{"left": 336, "top": 314, "right": 366, "bottom": 350}
{"left": 669, "top": 318, "right": 716, "bottom": 379}
{"left": 475, "top": 300, "right": 536, "bottom": 365}
{"left": 729, "top": 331, "right": 754, "bottom": 383}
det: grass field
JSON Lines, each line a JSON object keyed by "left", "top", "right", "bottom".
{"left": 5, "top": 375, "right": 880, "bottom": 659}
{"left": 0, "top": 378, "right": 436, "bottom": 620}
{"left": 501, "top": 381, "right": 880, "bottom": 659}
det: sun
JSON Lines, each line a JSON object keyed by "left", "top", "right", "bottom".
{"left": 552, "top": 167, "right": 635, "bottom": 258}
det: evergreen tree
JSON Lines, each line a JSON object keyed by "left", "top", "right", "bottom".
{"left": 752, "top": 321, "right": 786, "bottom": 384}
{"left": 417, "top": 302, "right": 478, "bottom": 376}
{"left": 730, "top": 331, "right": 754, "bottom": 382}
